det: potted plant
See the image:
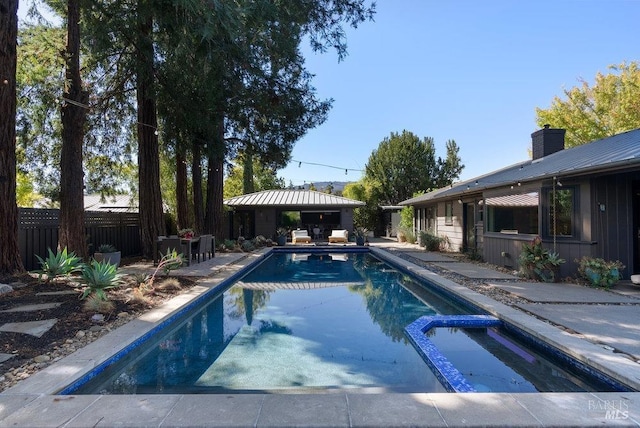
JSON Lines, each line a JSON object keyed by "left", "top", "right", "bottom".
{"left": 518, "top": 236, "right": 565, "bottom": 282}
{"left": 576, "top": 256, "right": 624, "bottom": 288}
{"left": 94, "top": 244, "right": 121, "bottom": 268}
{"left": 178, "top": 228, "right": 194, "bottom": 239}
{"left": 353, "top": 227, "right": 367, "bottom": 245}
{"left": 275, "top": 227, "right": 288, "bottom": 246}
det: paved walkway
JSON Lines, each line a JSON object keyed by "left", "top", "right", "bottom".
{"left": 2, "top": 240, "right": 640, "bottom": 426}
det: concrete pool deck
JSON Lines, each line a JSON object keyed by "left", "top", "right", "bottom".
{"left": 1, "top": 240, "right": 640, "bottom": 427}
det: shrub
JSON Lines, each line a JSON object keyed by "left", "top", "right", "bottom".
{"left": 420, "top": 231, "right": 444, "bottom": 252}
{"left": 576, "top": 257, "right": 624, "bottom": 289}
{"left": 155, "top": 277, "right": 181, "bottom": 292}
{"left": 403, "top": 229, "right": 416, "bottom": 244}
{"left": 518, "top": 236, "right": 565, "bottom": 282}
{"left": 223, "top": 239, "right": 237, "bottom": 251}
{"left": 80, "top": 259, "right": 124, "bottom": 301}
{"left": 253, "top": 235, "right": 268, "bottom": 247}
{"left": 35, "top": 247, "right": 83, "bottom": 281}
{"left": 156, "top": 249, "right": 184, "bottom": 276}
{"left": 96, "top": 244, "right": 117, "bottom": 253}
{"left": 82, "top": 294, "right": 115, "bottom": 313}
{"left": 241, "top": 240, "right": 255, "bottom": 252}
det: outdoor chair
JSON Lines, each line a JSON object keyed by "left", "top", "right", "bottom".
{"left": 328, "top": 229, "right": 348, "bottom": 243}
{"left": 203, "top": 234, "right": 215, "bottom": 258}
{"left": 192, "top": 236, "right": 208, "bottom": 263}
{"left": 292, "top": 229, "right": 312, "bottom": 244}
{"left": 157, "top": 237, "right": 184, "bottom": 262}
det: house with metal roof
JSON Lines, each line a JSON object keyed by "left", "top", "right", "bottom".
{"left": 399, "top": 126, "right": 640, "bottom": 279}
{"left": 224, "top": 189, "right": 365, "bottom": 241}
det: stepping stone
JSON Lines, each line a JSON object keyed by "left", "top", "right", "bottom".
{"left": 36, "top": 290, "right": 78, "bottom": 296}
{"left": 431, "top": 262, "right": 518, "bottom": 280}
{"left": 0, "top": 353, "right": 15, "bottom": 363}
{"left": 0, "top": 319, "right": 58, "bottom": 338}
{"left": 489, "top": 281, "right": 639, "bottom": 303}
{"left": 405, "top": 252, "right": 457, "bottom": 262}
{"left": 0, "top": 303, "right": 62, "bottom": 313}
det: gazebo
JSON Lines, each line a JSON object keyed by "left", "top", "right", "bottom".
{"left": 224, "top": 189, "right": 365, "bottom": 241}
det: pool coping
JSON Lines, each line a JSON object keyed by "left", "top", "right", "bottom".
{"left": 2, "top": 247, "right": 640, "bottom": 427}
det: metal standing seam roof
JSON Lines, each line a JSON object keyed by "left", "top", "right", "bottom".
{"left": 224, "top": 189, "right": 366, "bottom": 207}
{"left": 400, "top": 128, "right": 640, "bottom": 205}
{"left": 83, "top": 194, "right": 138, "bottom": 212}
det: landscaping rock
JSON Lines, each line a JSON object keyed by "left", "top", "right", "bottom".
{"left": 0, "top": 284, "right": 13, "bottom": 295}
{"left": 33, "top": 355, "right": 50, "bottom": 363}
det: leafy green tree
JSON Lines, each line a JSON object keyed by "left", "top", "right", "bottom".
{"left": 0, "top": 0, "right": 24, "bottom": 273}
{"left": 16, "top": 172, "right": 42, "bottom": 207}
{"left": 17, "top": 21, "right": 136, "bottom": 200}
{"left": 364, "top": 130, "right": 463, "bottom": 205}
{"left": 536, "top": 62, "right": 640, "bottom": 148}
{"left": 224, "top": 161, "right": 285, "bottom": 199}
{"left": 435, "top": 139, "right": 464, "bottom": 188}
{"left": 16, "top": 24, "right": 65, "bottom": 202}
{"left": 343, "top": 180, "right": 379, "bottom": 232}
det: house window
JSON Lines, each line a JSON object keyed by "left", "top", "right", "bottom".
{"left": 549, "top": 188, "right": 574, "bottom": 237}
{"left": 445, "top": 202, "right": 453, "bottom": 226}
{"left": 427, "top": 206, "right": 436, "bottom": 232}
{"left": 485, "top": 192, "right": 539, "bottom": 235}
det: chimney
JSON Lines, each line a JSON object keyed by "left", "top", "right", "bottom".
{"left": 531, "top": 124, "right": 565, "bottom": 160}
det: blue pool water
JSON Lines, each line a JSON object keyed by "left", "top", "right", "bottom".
{"left": 69, "top": 251, "right": 618, "bottom": 394}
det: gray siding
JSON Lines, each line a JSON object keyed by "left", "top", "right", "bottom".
{"left": 590, "top": 172, "right": 640, "bottom": 278}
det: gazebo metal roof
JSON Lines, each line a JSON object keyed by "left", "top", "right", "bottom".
{"left": 224, "top": 189, "right": 365, "bottom": 208}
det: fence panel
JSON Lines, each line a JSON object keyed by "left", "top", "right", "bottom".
{"left": 18, "top": 208, "right": 141, "bottom": 271}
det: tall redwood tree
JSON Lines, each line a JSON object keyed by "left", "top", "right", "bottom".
{"left": 59, "top": 0, "right": 89, "bottom": 258}
{"left": 136, "top": 1, "right": 164, "bottom": 258}
{"left": 0, "top": 0, "right": 24, "bottom": 274}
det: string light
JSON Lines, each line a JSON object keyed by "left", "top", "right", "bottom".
{"left": 61, "top": 96, "right": 90, "bottom": 109}
{"left": 291, "top": 159, "right": 363, "bottom": 174}
{"left": 136, "top": 121, "right": 159, "bottom": 135}
{"left": 59, "top": 96, "right": 161, "bottom": 135}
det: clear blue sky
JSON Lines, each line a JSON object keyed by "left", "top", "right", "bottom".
{"left": 279, "top": 0, "right": 639, "bottom": 188}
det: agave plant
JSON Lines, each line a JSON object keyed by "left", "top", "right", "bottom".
{"left": 35, "top": 247, "right": 83, "bottom": 281}
{"left": 80, "top": 260, "right": 124, "bottom": 301}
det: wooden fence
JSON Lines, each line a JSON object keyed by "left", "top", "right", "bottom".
{"left": 19, "top": 208, "right": 141, "bottom": 271}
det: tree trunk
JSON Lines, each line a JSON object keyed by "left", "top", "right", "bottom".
{"left": 136, "top": 4, "right": 164, "bottom": 258}
{"left": 176, "top": 146, "right": 188, "bottom": 230}
{"left": 192, "top": 142, "right": 203, "bottom": 234}
{"left": 59, "top": 0, "right": 88, "bottom": 259}
{"left": 243, "top": 148, "right": 254, "bottom": 194}
{"left": 0, "top": 0, "right": 24, "bottom": 274}
{"left": 204, "top": 116, "right": 225, "bottom": 239}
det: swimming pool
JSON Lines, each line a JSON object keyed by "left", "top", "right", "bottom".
{"left": 65, "top": 250, "right": 623, "bottom": 394}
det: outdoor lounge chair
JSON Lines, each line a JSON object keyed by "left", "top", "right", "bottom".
{"left": 328, "top": 229, "right": 348, "bottom": 243}
{"left": 292, "top": 229, "right": 312, "bottom": 244}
